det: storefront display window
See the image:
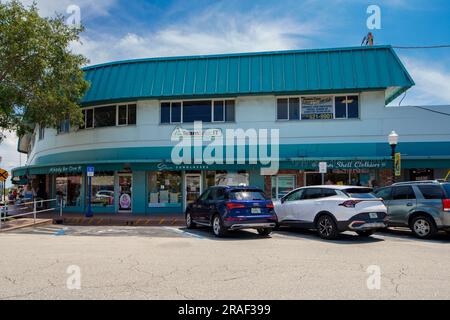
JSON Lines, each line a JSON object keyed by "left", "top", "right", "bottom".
{"left": 215, "top": 172, "right": 249, "bottom": 186}
{"left": 271, "top": 175, "right": 296, "bottom": 199}
{"left": 148, "top": 172, "right": 182, "bottom": 207}
{"left": 55, "top": 175, "right": 82, "bottom": 207}
{"left": 90, "top": 172, "right": 115, "bottom": 207}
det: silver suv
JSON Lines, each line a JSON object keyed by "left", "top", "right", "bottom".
{"left": 374, "top": 181, "right": 450, "bottom": 239}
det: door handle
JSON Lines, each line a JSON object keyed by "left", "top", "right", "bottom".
{"left": 406, "top": 203, "right": 413, "bottom": 207}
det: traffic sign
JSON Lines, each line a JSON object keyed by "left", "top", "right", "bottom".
{"left": 319, "top": 162, "right": 327, "bottom": 174}
{"left": 0, "top": 169, "right": 8, "bottom": 182}
{"left": 87, "top": 166, "right": 95, "bottom": 177}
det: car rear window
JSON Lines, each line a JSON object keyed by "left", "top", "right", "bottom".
{"left": 343, "top": 188, "right": 377, "bottom": 199}
{"left": 229, "top": 190, "right": 267, "bottom": 201}
{"left": 418, "top": 185, "right": 446, "bottom": 199}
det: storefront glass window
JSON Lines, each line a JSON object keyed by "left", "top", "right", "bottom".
{"left": 56, "top": 175, "right": 82, "bottom": 207}
{"left": 90, "top": 172, "right": 115, "bottom": 207}
{"left": 271, "top": 175, "right": 296, "bottom": 199}
{"left": 215, "top": 172, "right": 249, "bottom": 186}
{"left": 148, "top": 172, "right": 182, "bottom": 207}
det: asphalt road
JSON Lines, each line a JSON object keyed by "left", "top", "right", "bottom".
{"left": 0, "top": 225, "right": 449, "bottom": 300}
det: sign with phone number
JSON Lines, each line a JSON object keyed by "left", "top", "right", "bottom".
{"left": 301, "top": 97, "right": 334, "bottom": 120}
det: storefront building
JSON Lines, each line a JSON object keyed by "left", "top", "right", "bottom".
{"left": 11, "top": 45, "right": 450, "bottom": 214}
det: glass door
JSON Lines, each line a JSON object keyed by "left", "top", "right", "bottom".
{"left": 185, "top": 174, "right": 202, "bottom": 207}
{"left": 118, "top": 174, "right": 132, "bottom": 212}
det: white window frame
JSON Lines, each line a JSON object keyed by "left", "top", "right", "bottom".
{"left": 79, "top": 102, "right": 138, "bottom": 130}
{"left": 276, "top": 93, "right": 360, "bottom": 121}
{"left": 160, "top": 98, "right": 236, "bottom": 124}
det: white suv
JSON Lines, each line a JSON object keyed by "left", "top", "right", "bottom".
{"left": 274, "top": 186, "right": 388, "bottom": 239}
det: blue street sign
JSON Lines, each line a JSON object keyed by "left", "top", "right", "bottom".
{"left": 86, "top": 166, "right": 94, "bottom": 217}
{"left": 87, "top": 166, "right": 95, "bottom": 177}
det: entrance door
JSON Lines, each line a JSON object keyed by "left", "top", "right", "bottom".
{"left": 185, "top": 174, "right": 202, "bottom": 207}
{"left": 118, "top": 174, "right": 132, "bottom": 212}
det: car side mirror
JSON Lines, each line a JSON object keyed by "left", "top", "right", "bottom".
{"left": 280, "top": 197, "right": 286, "bottom": 204}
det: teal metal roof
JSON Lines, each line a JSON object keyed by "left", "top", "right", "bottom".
{"left": 81, "top": 45, "right": 414, "bottom": 105}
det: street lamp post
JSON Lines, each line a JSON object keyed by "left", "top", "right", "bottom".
{"left": 388, "top": 131, "right": 399, "bottom": 184}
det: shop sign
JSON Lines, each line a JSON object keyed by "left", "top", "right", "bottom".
{"left": 313, "top": 160, "right": 389, "bottom": 170}
{"left": 171, "top": 126, "right": 222, "bottom": 140}
{"left": 49, "top": 165, "right": 83, "bottom": 174}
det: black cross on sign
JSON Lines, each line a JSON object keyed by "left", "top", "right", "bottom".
{"left": 0, "top": 169, "right": 8, "bottom": 181}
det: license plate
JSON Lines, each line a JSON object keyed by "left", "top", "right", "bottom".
{"left": 369, "top": 213, "right": 378, "bottom": 219}
{"left": 251, "top": 208, "right": 262, "bottom": 214}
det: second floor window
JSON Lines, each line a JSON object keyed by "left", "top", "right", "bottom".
{"left": 161, "top": 100, "right": 235, "bottom": 124}
{"left": 80, "top": 104, "right": 137, "bottom": 130}
{"left": 57, "top": 116, "right": 70, "bottom": 134}
{"left": 277, "top": 95, "right": 359, "bottom": 121}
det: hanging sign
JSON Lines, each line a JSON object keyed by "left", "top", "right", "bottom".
{"left": 394, "top": 153, "right": 401, "bottom": 177}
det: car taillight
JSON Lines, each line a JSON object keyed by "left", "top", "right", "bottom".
{"left": 226, "top": 202, "right": 246, "bottom": 210}
{"left": 339, "top": 200, "right": 363, "bottom": 208}
{"left": 266, "top": 201, "right": 274, "bottom": 209}
{"left": 443, "top": 199, "right": 450, "bottom": 212}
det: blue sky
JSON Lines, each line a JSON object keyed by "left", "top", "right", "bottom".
{"left": 1, "top": 0, "right": 450, "bottom": 185}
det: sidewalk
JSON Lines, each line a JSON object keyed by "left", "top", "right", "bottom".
{"left": 38, "top": 212, "right": 186, "bottom": 227}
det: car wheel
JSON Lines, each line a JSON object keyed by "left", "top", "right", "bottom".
{"left": 411, "top": 215, "right": 437, "bottom": 239}
{"left": 257, "top": 228, "right": 273, "bottom": 236}
{"left": 212, "top": 214, "right": 227, "bottom": 237}
{"left": 185, "top": 211, "right": 196, "bottom": 229}
{"left": 356, "top": 230, "right": 375, "bottom": 237}
{"left": 316, "top": 214, "right": 338, "bottom": 240}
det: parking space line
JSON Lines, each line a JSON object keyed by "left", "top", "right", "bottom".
{"left": 162, "top": 227, "right": 206, "bottom": 239}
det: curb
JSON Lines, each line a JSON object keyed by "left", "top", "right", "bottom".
{"left": 59, "top": 217, "right": 185, "bottom": 227}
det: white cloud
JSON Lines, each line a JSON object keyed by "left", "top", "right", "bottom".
{"left": 390, "top": 56, "right": 450, "bottom": 106}
{"left": 72, "top": 6, "right": 322, "bottom": 65}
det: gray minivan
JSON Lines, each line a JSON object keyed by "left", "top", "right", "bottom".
{"left": 375, "top": 181, "right": 450, "bottom": 239}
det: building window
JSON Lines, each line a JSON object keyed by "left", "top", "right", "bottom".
{"left": 56, "top": 175, "right": 82, "bottom": 207}
{"left": 89, "top": 172, "right": 115, "bottom": 207}
{"left": 183, "top": 101, "right": 212, "bottom": 123}
{"left": 127, "top": 104, "right": 137, "bottom": 125}
{"left": 80, "top": 103, "right": 137, "bottom": 130}
{"left": 301, "top": 97, "right": 334, "bottom": 120}
{"left": 277, "top": 95, "right": 359, "bottom": 121}
{"left": 57, "top": 116, "right": 70, "bottom": 134}
{"left": 148, "top": 171, "right": 182, "bottom": 207}
{"left": 277, "top": 98, "right": 288, "bottom": 120}
{"left": 214, "top": 101, "right": 224, "bottom": 122}
{"left": 117, "top": 104, "right": 137, "bottom": 126}
{"left": 94, "top": 105, "right": 116, "bottom": 128}
{"left": 38, "top": 126, "right": 45, "bottom": 140}
{"left": 271, "top": 175, "right": 296, "bottom": 199}
{"left": 335, "top": 96, "right": 359, "bottom": 119}
{"left": 160, "top": 100, "right": 235, "bottom": 124}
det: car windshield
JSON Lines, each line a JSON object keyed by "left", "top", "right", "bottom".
{"left": 442, "top": 184, "right": 450, "bottom": 198}
{"left": 229, "top": 190, "right": 267, "bottom": 201}
{"left": 343, "top": 188, "right": 377, "bottom": 199}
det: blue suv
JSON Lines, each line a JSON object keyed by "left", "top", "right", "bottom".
{"left": 185, "top": 186, "right": 277, "bottom": 237}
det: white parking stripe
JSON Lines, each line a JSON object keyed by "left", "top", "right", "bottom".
{"left": 163, "top": 227, "right": 206, "bottom": 239}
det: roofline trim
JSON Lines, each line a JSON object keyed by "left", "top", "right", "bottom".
{"left": 82, "top": 45, "right": 395, "bottom": 71}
